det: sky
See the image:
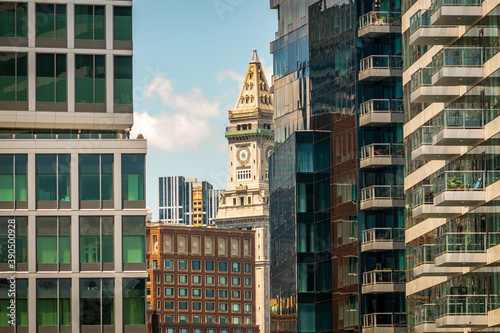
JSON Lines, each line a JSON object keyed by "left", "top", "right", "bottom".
{"left": 131, "top": 1, "right": 277, "bottom": 220}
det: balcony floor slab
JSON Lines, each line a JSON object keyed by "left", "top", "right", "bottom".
{"left": 411, "top": 204, "right": 462, "bottom": 219}
{"left": 433, "top": 128, "right": 484, "bottom": 146}
{"left": 413, "top": 264, "right": 464, "bottom": 278}
{"left": 434, "top": 191, "right": 486, "bottom": 206}
{"left": 359, "top": 25, "right": 401, "bottom": 38}
{"left": 361, "top": 241, "right": 405, "bottom": 252}
{"left": 436, "top": 315, "right": 488, "bottom": 328}
{"left": 360, "top": 198, "right": 405, "bottom": 210}
{"left": 409, "top": 27, "right": 460, "bottom": 46}
{"left": 435, "top": 253, "right": 487, "bottom": 267}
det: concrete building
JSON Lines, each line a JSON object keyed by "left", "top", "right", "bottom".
{"left": 403, "top": 0, "right": 500, "bottom": 332}
{"left": 0, "top": 0, "right": 147, "bottom": 332}
{"left": 214, "top": 50, "right": 273, "bottom": 333}
{"left": 146, "top": 223, "right": 260, "bottom": 333}
{"left": 159, "top": 176, "right": 223, "bottom": 227}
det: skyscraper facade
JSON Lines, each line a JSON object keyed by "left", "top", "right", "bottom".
{"left": 0, "top": 0, "right": 147, "bottom": 331}
{"left": 403, "top": 0, "right": 500, "bottom": 332}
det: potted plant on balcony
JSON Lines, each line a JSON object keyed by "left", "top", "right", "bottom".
{"left": 455, "top": 179, "right": 463, "bottom": 190}
{"left": 447, "top": 178, "right": 457, "bottom": 189}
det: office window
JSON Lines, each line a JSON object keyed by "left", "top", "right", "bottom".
{"left": 123, "top": 279, "right": 145, "bottom": 325}
{"left": 0, "top": 217, "right": 27, "bottom": 265}
{"left": 219, "top": 290, "right": 227, "bottom": 298}
{"left": 192, "top": 275, "right": 201, "bottom": 284}
{"left": 75, "top": 5, "right": 104, "bottom": 41}
{"left": 122, "top": 216, "right": 145, "bottom": 264}
{"left": 205, "top": 289, "right": 214, "bottom": 298}
{"left": 164, "top": 274, "right": 174, "bottom": 283}
{"left": 79, "top": 155, "right": 112, "bottom": 204}
{"left": 167, "top": 329, "right": 175, "bottom": 333}
{"left": 36, "top": 155, "right": 70, "bottom": 205}
{"left": 165, "top": 315, "right": 174, "bottom": 323}
{"left": 36, "top": 216, "right": 70, "bottom": 265}
{"left": 232, "top": 290, "right": 240, "bottom": 299}
{"left": 192, "top": 289, "right": 201, "bottom": 297}
{"left": 79, "top": 216, "right": 113, "bottom": 266}
{"left": 36, "top": 4, "right": 66, "bottom": 39}
{"left": 205, "top": 276, "right": 214, "bottom": 285}
{"left": 219, "top": 303, "right": 227, "bottom": 311}
{"left": 179, "top": 302, "right": 188, "bottom": 310}
{"left": 165, "top": 288, "right": 173, "bottom": 296}
{"left": 192, "top": 302, "right": 202, "bottom": 311}
{"left": 206, "top": 316, "right": 215, "bottom": 324}
{"left": 178, "top": 259, "right": 187, "bottom": 270}
{"left": 114, "top": 56, "right": 132, "bottom": 105}
{"left": 232, "top": 277, "right": 241, "bottom": 286}
{"left": 219, "top": 277, "right": 227, "bottom": 285}
{"left": 245, "top": 304, "right": 251, "bottom": 312}
{"left": 122, "top": 155, "right": 144, "bottom": 205}
{"left": 0, "top": 53, "right": 27, "bottom": 103}
{"left": 232, "top": 262, "right": 240, "bottom": 272}
{"left": 193, "top": 317, "right": 202, "bottom": 324}
{"left": 75, "top": 55, "right": 105, "bottom": 104}
{"left": 205, "top": 260, "right": 215, "bottom": 271}
{"left": 36, "top": 54, "right": 67, "bottom": 103}
{"left": 244, "top": 291, "right": 251, "bottom": 299}
{"left": 179, "top": 288, "right": 187, "bottom": 297}
{"left": 165, "top": 301, "right": 174, "bottom": 310}
{"left": 219, "top": 317, "right": 228, "bottom": 325}
{"left": 80, "top": 279, "right": 114, "bottom": 325}
{"left": 164, "top": 260, "right": 173, "bottom": 270}
{"left": 192, "top": 260, "right": 201, "bottom": 270}
{"left": 232, "top": 317, "right": 241, "bottom": 324}
{"left": 244, "top": 278, "right": 251, "bottom": 286}
{"left": 179, "top": 275, "right": 187, "bottom": 283}
{"left": 36, "top": 279, "right": 71, "bottom": 326}
{"left": 113, "top": 6, "right": 131, "bottom": 41}
{"left": 219, "top": 261, "right": 227, "bottom": 272}
{"left": 206, "top": 302, "right": 215, "bottom": 311}
{"left": 0, "top": 3, "right": 27, "bottom": 38}
{"left": 179, "top": 328, "right": 188, "bottom": 333}
{"left": 232, "top": 303, "right": 241, "bottom": 312}
{"left": 237, "top": 169, "right": 251, "bottom": 180}
{"left": 0, "top": 155, "right": 27, "bottom": 206}
{"left": 244, "top": 263, "right": 251, "bottom": 273}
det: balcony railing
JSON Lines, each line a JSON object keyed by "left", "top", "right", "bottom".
{"left": 433, "top": 47, "right": 500, "bottom": 73}
{"left": 361, "top": 185, "right": 404, "bottom": 201}
{"left": 413, "top": 244, "right": 436, "bottom": 267}
{"left": 362, "top": 228, "right": 405, "bottom": 244}
{"left": 410, "top": 126, "right": 433, "bottom": 151}
{"left": 409, "top": 10, "right": 431, "bottom": 36}
{"left": 415, "top": 303, "right": 437, "bottom": 325}
{"left": 433, "top": 109, "right": 500, "bottom": 135}
{"left": 362, "top": 270, "right": 405, "bottom": 286}
{"left": 360, "top": 99, "right": 403, "bottom": 115}
{"left": 436, "top": 232, "right": 488, "bottom": 256}
{"left": 436, "top": 295, "right": 488, "bottom": 317}
{"left": 411, "top": 67, "right": 434, "bottom": 92}
{"left": 433, "top": 170, "right": 500, "bottom": 195}
{"left": 431, "top": 0, "right": 483, "bottom": 15}
{"left": 359, "top": 11, "right": 401, "bottom": 28}
{"left": 411, "top": 184, "right": 434, "bottom": 209}
{"left": 360, "top": 55, "right": 403, "bottom": 71}
{"left": 362, "top": 313, "right": 407, "bottom": 328}
{"left": 0, "top": 132, "right": 131, "bottom": 140}
{"left": 360, "top": 143, "right": 404, "bottom": 160}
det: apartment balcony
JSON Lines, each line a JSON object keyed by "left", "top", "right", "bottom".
{"left": 432, "top": 171, "right": 500, "bottom": 206}
{"left": 361, "top": 270, "right": 405, "bottom": 294}
{"left": 409, "top": 10, "right": 459, "bottom": 45}
{"left": 412, "top": 244, "right": 464, "bottom": 277}
{"left": 361, "top": 228, "right": 405, "bottom": 252}
{"left": 430, "top": 0, "right": 483, "bottom": 26}
{"left": 362, "top": 313, "right": 407, "bottom": 333}
{"left": 410, "top": 68, "right": 460, "bottom": 103}
{"left": 360, "top": 143, "right": 405, "bottom": 169}
{"left": 415, "top": 304, "right": 463, "bottom": 333}
{"left": 434, "top": 232, "right": 488, "bottom": 266}
{"left": 411, "top": 185, "right": 462, "bottom": 218}
{"left": 359, "top": 55, "right": 402, "bottom": 82}
{"left": 431, "top": 109, "right": 491, "bottom": 146}
{"left": 359, "top": 99, "right": 404, "bottom": 127}
{"left": 358, "top": 11, "right": 401, "bottom": 38}
{"left": 432, "top": 47, "right": 500, "bottom": 86}
{"left": 410, "top": 126, "right": 462, "bottom": 160}
{"left": 435, "top": 295, "right": 488, "bottom": 328}
{"left": 360, "top": 185, "right": 405, "bottom": 210}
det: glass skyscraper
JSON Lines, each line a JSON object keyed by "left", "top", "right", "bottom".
{"left": 0, "top": 0, "right": 147, "bottom": 331}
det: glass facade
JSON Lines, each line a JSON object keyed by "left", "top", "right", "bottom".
{"left": 113, "top": 6, "right": 132, "bottom": 41}
{"left": 122, "top": 154, "right": 145, "bottom": 207}
{"left": 79, "top": 154, "right": 113, "bottom": 208}
{"left": 0, "top": 154, "right": 27, "bottom": 208}
{"left": 79, "top": 216, "right": 114, "bottom": 268}
{"left": 114, "top": 55, "right": 132, "bottom": 105}
{"left": 36, "top": 154, "right": 70, "bottom": 208}
{"left": 123, "top": 278, "right": 146, "bottom": 325}
{"left": 75, "top": 55, "right": 106, "bottom": 105}
{"left": 123, "top": 216, "right": 145, "bottom": 264}
{"left": 75, "top": 5, "right": 105, "bottom": 41}
{"left": 0, "top": 3, "right": 27, "bottom": 38}
{"left": 36, "top": 216, "right": 71, "bottom": 266}
{"left": 36, "top": 279, "right": 71, "bottom": 326}
{"left": 35, "top": 4, "right": 66, "bottom": 40}
{"left": 36, "top": 53, "right": 67, "bottom": 103}
{"left": 80, "top": 278, "right": 114, "bottom": 325}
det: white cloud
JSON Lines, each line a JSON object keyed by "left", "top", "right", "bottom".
{"left": 131, "top": 76, "right": 223, "bottom": 152}
{"left": 216, "top": 69, "right": 245, "bottom": 85}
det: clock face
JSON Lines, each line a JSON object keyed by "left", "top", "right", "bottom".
{"left": 237, "top": 147, "right": 251, "bottom": 165}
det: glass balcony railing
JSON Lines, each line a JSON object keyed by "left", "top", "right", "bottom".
{"left": 361, "top": 185, "right": 404, "bottom": 201}
{"left": 431, "top": 0, "right": 483, "bottom": 14}
{"left": 359, "top": 11, "right": 401, "bottom": 28}
{"left": 360, "top": 55, "right": 403, "bottom": 71}
{"left": 433, "top": 109, "right": 500, "bottom": 135}
{"left": 411, "top": 67, "right": 433, "bottom": 92}
{"left": 433, "top": 47, "right": 500, "bottom": 73}
{"left": 0, "top": 132, "right": 131, "bottom": 140}
{"left": 360, "top": 143, "right": 404, "bottom": 160}
{"left": 409, "top": 10, "right": 431, "bottom": 36}
{"left": 362, "top": 270, "right": 405, "bottom": 286}
{"left": 411, "top": 184, "right": 434, "bottom": 208}
{"left": 413, "top": 244, "right": 436, "bottom": 267}
{"left": 436, "top": 232, "right": 487, "bottom": 255}
{"left": 410, "top": 126, "right": 433, "bottom": 151}
{"left": 415, "top": 303, "right": 437, "bottom": 325}
{"left": 436, "top": 295, "right": 488, "bottom": 318}
{"left": 363, "top": 313, "right": 407, "bottom": 328}
{"left": 433, "top": 170, "right": 500, "bottom": 194}
{"left": 362, "top": 227, "right": 405, "bottom": 244}
{"left": 360, "top": 99, "right": 403, "bottom": 115}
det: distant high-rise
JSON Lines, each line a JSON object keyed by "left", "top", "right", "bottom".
{"left": 158, "top": 176, "right": 223, "bottom": 227}
{"left": 0, "top": 0, "right": 147, "bottom": 331}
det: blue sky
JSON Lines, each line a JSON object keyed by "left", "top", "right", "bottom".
{"left": 131, "top": 1, "right": 276, "bottom": 220}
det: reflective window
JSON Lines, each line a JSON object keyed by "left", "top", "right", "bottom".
{"left": 75, "top": 5, "right": 104, "bottom": 41}
{"left": 0, "top": 53, "right": 27, "bottom": 103}
{"left": 0, "top": 3, "right": 27, "bottom": 38}
{"left": 36, "top": 4, "right": 66, "bottom": 39}
{"left": 123, "top": 279, "right": 145, "bottom": 325}
{"left": 122, "top": 216, "right": 145, "bottom": 264}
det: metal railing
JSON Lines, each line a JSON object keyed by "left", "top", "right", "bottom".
{"left": 361, "top": 228, "right": 405, "bottom": 244}
{"left": 433, "top": 47, "right": 500, "bottom": 73}
{"left": 411, "top": 185, "right": 434, "bottom": 208}
{"left": 360, "top": 185, "right": 404, "bottom": 201}
{"left": 360, "top": 99, "right": 403, "bottom": 115}
{"left": 415, "top": 303, "right": 437, "bottom": 325}
{"left": 362, "top": 270, "right": 405, "bottom": 286}
{"left": 435, "top": 232, "right": 488, "bottom": 255}
{"left": 360, "top": 143, "right": 404, "bottom": 160}
{"left": 436, "top": 295, "right": 488, "bottom": 317}
{"left": 362, "top": 313, "right": 407, "bottom": 328}
{"left": 431, "top": 0, "right": 483, "bottom": 14}
{"left": 359, "top": 11, "right": 401, "bottom": 28}
{"left": 413, "top": 244, "right": 436, "bottom": 266}
{"left": 360, "top": 55, "right": 403, "bottom": 72}
{"left": 410, "top": 126, "right": 433, "bottom": 150}
{"left": 411, "top": 67, "right": 433, "bottom": 92}
{"left": 432, "top": 109, "right": 500, "bottom": 136}
{"left": 433, "top": 170, "right": 500, "bottom": 194}
{"left": 409, "top": 10, "right": 431, "bottom": 35}
{"left": 0, "top": 132, "right": 131, "bottom": 140}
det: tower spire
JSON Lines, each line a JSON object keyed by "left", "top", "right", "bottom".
{"left": 250, "top": 49, "right": 260, "bottom": 63}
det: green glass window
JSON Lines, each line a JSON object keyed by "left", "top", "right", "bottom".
{"left": 75, "top": 55, "right": 105, "bottom": 104}
{"left": 0, "top": 217, "right": 26, "bottom": 264}
{"left": 114, "top": 56, "right": 132, "bottom": 105}
{"left": 0, "top": 3, "right": 27, "bottom": 38}
{"left": 113, "top": 6, "right": 131, "bottom": 41}
{"left": 0, "top": 53, "right": 27, "bottom": 102}
{"left": 80, "top": 278, "right": 114, "bottom": 325}
{"left": 79, "top": 216, "right": 113, "bottom": 265}
{"left": 122, "top": 216, "right": 145, "bottom": 263}
{"left": 122, "top": 154, "right": 144, "bottom": 202}
{"left": 15, "top": 155, "right": 27, "bottom": 202}
{"left": 36, "top": 217, "right": 70, "bottom": 264}
{"left": 36, "top": 279, "right": 56, "bottom": 325}
{"left": 36, "top": 54, "right": 67, "bottom": 103}
{"left": 36, "top": 154, "right": 70, "bottom": 202}
{"left": 0, "top": 279, "right": 28, "bottom": 326}
{"left": 79, "top": 154, "right": 113, "bottom": 201}
{"left": 0, "top": 155, "right": 13, "bottom": 202}
{"left": 36, "top": 4, "right": 66, "bottom": 39}
{"left": 123, "top": 278, "right": 145, "bottom": 325}
{"left": 75, "top": 5, "right": 104, "bottom": 40}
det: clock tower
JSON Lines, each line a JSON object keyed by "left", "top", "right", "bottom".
{"left": 214, "top": 50, "right": 273, "bottom": 333}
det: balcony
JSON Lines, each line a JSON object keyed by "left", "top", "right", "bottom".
{"left": 358, "top": 11, "right": 401, "bottom": 38}
{"left": 360, "top": 143, "right": 404, "bottom": 169}
{"left": 415, "top": 304, "right": 463, "bottom": 333}
{"left": 410, "top": 67, "right": 460, "bottom": 103}
{"left": 412, "top": 244, "right": 464, "bottom": 277}
{"left": 359, "top": 55, "right": 402, "bottom": 82}
{"left": 409, "top": 10, "right": 459, "bottom": 46}
{"left": 362, "top": 313, "right": 407, "bottom": 333}
{"left": 359, "top": 99, "right": 404, "bottom": 127}
{"left": 360, "top": 185, "right": 404, "bottom": 210}
{"left": 432, "top": 47, "right": 500, "bottom": 86}
{"left": 410, "top": 126, "right": 462, "bottom": 160}
{"left": 434, "top": 232, "right": 489, "bottom": 266}
{"left": 361, "top": 270, "right": 405, "bottom": 294}
{"left": 436, "top": 295, "right": 488, "bottom": 328}
{"left": 430, "top": 0, "right": 483, "bottom": 26}
{"left": 361, "top": 228, "right": 405, "bottom": 252}
{"left": 411, "top": 185, "right": 462, "bottom": 219}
